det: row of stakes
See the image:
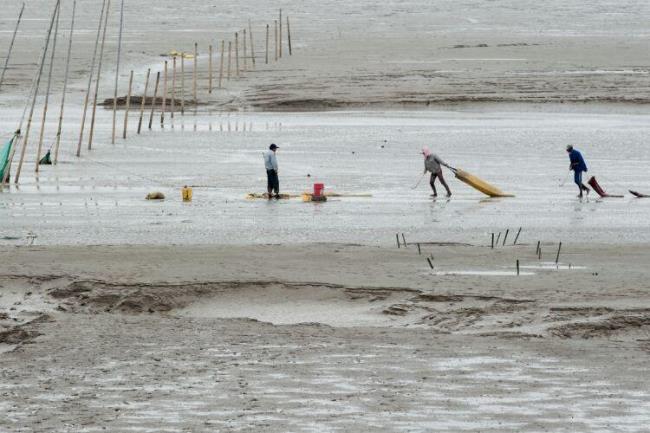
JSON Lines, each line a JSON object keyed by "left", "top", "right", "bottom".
{"left": 396, "top": 228, "right": 566, "bottom": 276}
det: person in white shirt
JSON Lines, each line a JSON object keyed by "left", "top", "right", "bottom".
{"left": 264, "top": 143, "right": 280, "bottom": 198}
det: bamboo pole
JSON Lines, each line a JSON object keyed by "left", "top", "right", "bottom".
{"left": 54, "top": 0, "right": 76, "bottom": 164}
{"left": 193, "top": 42, "right": 197, "bottom": 102}
{"left": 148, "top": 71, "right": 160, "bottom": 129}
{"left": 77, "top": 0, "right": 106, "bottom": 157}
{"left": 274, "top": 20, "right": 278, "bottom": 61}
{"left": 180, "top": 55, "right": 185, "bottom": 114}
{"left": 171, "top": 56, "right": 176, "bottom": 118}
{"left": 122, "top": 69, "right": 133, "bottom": 138}
{"left": 248, "top": 20, "right": 256, "bottom": 68}
{"left": 218, "top": 40, "right": 224, "bottom": 88}
{"left": 287, "top": 15, "right": 292, "bottom": 55}
{"left": 137, "top": 68, "right": 150, "bottom": 134}
{"left": 235, "top": 32, "right": 239, "bottom": 77}
{"left": 35, "top": 2, "right": 61, "bottom": 173}
{"left": 279, "top": 9, "right": 282, "bottom": 58}
{"left": 208, "top": 44, "right": 213, "bottom": 94}
{"left": 14, "top": 0, "right": 60, "bottom": 184}
{"left": 88, "top": 0, "right": 112, "bottom": 151}
{"left": 161, "top": 60, "right": 167, "bottom": 126}
{"left": 0, "top": 3, "right": 26, "bottom": 92}
{"left": 265, "top": 24, "right": 269, "bottom": 64}
{"left": 227, "top": 41, "right": 232, "bottom": 80}
{"left": 112, "top": 0, "right": 125, "bottom": 145}
{"left": 243, "top": 29, "right": 247, "bottom": 71}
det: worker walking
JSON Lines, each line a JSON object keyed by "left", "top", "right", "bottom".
{"left": 264, "top": 143, "right": 280, "bottom": 199}
{"left": 566, "top": 145, "right": 590, "bottom": 198}
{"left": 422, "top": 146, "right": 452, "bottom": 197}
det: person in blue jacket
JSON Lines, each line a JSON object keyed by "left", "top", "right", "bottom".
{"left": 566, "top": 145, "right": 590, "bottom": 198}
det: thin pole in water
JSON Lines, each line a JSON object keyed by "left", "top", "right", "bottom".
{"left": 274, "top": 20, "right": 278, "bottom": 61}
{"left": 137, "top": 68, "right": 150, "bottom": 134}
{"left": 160, "top": 61, "right": 167, "bottom": 126}
{"left": 35, "top": 2, "right": 61, "bottom": 173}
{"left": 208, "top": 44, "right": 213, "bottom": 94}
{"left": 171, "top": 56, "right": 176, "bottom": 118}
{"left": 491, "top": 233, "right": 494, "bottom": 249}
{"left": 242, "top": 29, "right": 248, "bottom": 71}
{"left": 88, "top": 0, "right": 111, "bottom": 151}
{"left": 278, "top": 9, "right": 282, "bottom": 58}
{"left": 218, "top": 40, "right": 224, "bottom": 88}
{"left": 77, "top": 0, "right": 106, "bottom": 157}
{"left": 0, "top": 3, "right": 26, "bottom": 92}
{"left": 112, "top": 0, "right": 125, "bottom": 145}
{"left": 54, "top": 0, "right": 77, "bottom": 164}
{"left": 14, "top": 0, "right": 61, "bottom": 183}
{"left": 227, "top": 41, "right": 232, "bottom": 80}
{"left": 249, "top": 20, "right": 255, "bottom": 68}
{"left": 555, "top": 242, "right": 562, "bottom": 264}
{"left": 502, "top": 229, "right": 509, "bottom": 246}
{"left": 495, "top": 232, "right": 501, "bottom": 246}
{"left": 513, "top": 227, "right": 522, "bottom": 245}
{"left": 516, "top": 259, "right": 520, "bottom": 276}
{"left": 193, "top": 42, "right": 197, "bottom": 102}
{"left": 180, "top": 55, "right": 185, "bottom": 114}
{"left": 417, "top": 243, "right": 421, "bottom": 255}
{"left": 427, "top": 258, "right": 434, "bottom": 269}
{"left": 287, "top": 15, "right": 292, "bottom": 56}
{"left": 122, "top": 69, "right": 133, "bottom": 138}
{"left": 396, "top": 233, "right": 400, "bottom": 248}
{"left": 235, "top": 32, "right": 239, "bottom": 77}
{"left": 148, "top": 71, "right": 160, "bottom": 130}
{"left": 265, "top": 24, "right": 269, "bottom": 64}
{"left": 401, "top": 233, "right": 407, "bottom": 247}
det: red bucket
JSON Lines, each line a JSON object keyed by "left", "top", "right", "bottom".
{"left": 313, "top": 183, "right": 325, "bottom": 197}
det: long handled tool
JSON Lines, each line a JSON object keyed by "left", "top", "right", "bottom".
{"left": 559, "top": 169, "right": 570, "bottom": 187}
{"left": 411, "top": 172, "right": 426, "bottom": 190}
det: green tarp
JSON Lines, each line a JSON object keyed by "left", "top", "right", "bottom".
{"left": 0, "top": 135, "right": 15, "bottom": 181}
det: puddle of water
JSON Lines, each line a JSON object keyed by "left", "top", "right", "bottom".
{"left": 434, "top": 270, "right": 535, "bottom": 276}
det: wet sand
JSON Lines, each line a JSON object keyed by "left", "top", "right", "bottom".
{"left": 2, "top": 243, "right": 650, "bottom": 431}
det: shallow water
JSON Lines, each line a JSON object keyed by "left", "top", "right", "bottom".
{"left": 2, "top": 107, "right": 650, "bottom": 245}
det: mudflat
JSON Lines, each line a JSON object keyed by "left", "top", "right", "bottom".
{"left": 1, "top": 242, "right": 649, "bottom": 431}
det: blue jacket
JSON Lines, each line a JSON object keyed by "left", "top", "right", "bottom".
{"left": 569, "top": 149, "right": 588, "bottom": 172}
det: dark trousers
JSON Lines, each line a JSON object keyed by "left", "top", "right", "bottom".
{"left": 266, "top": 169, "right": 279, "bottom": 194}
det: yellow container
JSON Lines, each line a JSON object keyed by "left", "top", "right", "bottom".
{"left": 182, "top": 186, "right": 193, "bottom": 202}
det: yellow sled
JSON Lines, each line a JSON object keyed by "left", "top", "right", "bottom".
{"left": 451, "top": 168, "right": 514, "bottom": 198}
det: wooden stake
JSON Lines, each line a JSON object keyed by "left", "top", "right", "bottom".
{"left": 243, "top": 29, "right": 248, "bottom": 71}
{"left": 491, "top": 233, "right": 494, "bottom": 249}
{"left": 54, "top": 0, "right": 76, "bottom": 164}
{"left": 77, "top": 0, "right": 106, "bottom": 157}
{"left": 417, "top": 243, "right": 421, "bottom": 255}
{"left": 495, "top": 232, "right": 501, "bottom": 246}
{"left": 14, "top": 0, "right": 60, "bottom": 183}
{"left": 180, "top": 55, "right": 185, "bottom": 114}
{"left": 396, "top": 233, "right": 400, "bottom": 248}
{"left": 287, "top": 15, "right": 292, "bottom": 56}
{"left": 265, "top": 24, "right": 269, "bottom": 64}
{"left": 0, "top": 3, "right": 26, "bottom": 92}
{"left": 112, "top": 0, "right": 125, "bottom": 145}
{"left": 227, "top": 41, "right": 232, "bottom": 80}
{"left": 279, "top": 9, "right": 282, "bottom": 58}
{"left": 516, "top": 259, "right": 520, "bottom": 276}
{"left": 35, "top": 3, "right": 60, "bottom": 173}
{"left": 122, "top": 70, "right": 133, "bottom": 138}
{"left": 235, "top": 32, "right": 239, "bottom": 77}
{"left": 148, "top": 71, "right": 160, "bottom": 129}
{"left": 160, "top": 61, "right": 167, "bottom": 126}
{"left": 555, "top": 242, "right": 562, "bottom": 264}
{"left": 536, "top": 240, "right": 540, "bottom": 255}
{"left": 171, "top": 56, "right": 176, "bottom": 118}
{"left": 513, "top": 227, "right": 522, "bottom": 245}
{"left": 249, "top": 20, "right": 256, "bottom": 67}
{"left": 208, "top": 45, "right": 213, "bottom": 94}
{"left": 427, "top": 258, "right": 434, "bottom": 269}
{"left": 218, "top": 40, "right": 225, "bottom": 88}
{"left": 137, "top": 68, "right": 150, "bottom": 134}
{"left": 401, "top": 233, "right": 407, "bottom": 247}
{"left": 193, "top": 42, "right": 197, "bottom": 102}
{"left": 502, "top": 229, "right": 509, "bottom": 246}
{"left": 88, "top": 0, "right": 111, "bottom": 151}
{"left": 274, "top": 20, "right": 278, "bottom": 61}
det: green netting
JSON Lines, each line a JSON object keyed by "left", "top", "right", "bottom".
{"left": 0, "top": 136, "right": 15, "bottom": 180}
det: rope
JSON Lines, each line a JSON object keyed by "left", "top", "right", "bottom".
{"left": 0, "top": 3, "right": 25, "bottom": 91}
